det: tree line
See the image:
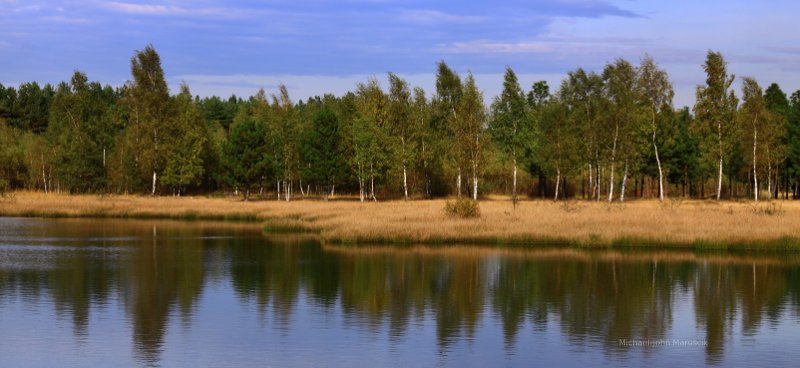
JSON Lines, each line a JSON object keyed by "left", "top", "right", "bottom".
{"left": 2, "top": 45, "right": 800, "bottom": 202}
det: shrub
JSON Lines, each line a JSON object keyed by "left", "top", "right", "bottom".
{"left": 444, "top": 198, "right": 480, "bottom": 218}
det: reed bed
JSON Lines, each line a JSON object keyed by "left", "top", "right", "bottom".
{"left": 3, "top": 191, "right": 800, "bottom": 248}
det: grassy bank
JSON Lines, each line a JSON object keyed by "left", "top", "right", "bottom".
{"left": 2, "top": 191, "right": 800, "bottom": 249}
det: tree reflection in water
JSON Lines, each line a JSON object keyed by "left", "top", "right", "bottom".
{"left": 1, "top": 219, "right": 800, "bottom": 365}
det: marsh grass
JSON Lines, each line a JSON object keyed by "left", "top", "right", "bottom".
{"left": 3, "top": 191, "right": 800, "bottom": 248}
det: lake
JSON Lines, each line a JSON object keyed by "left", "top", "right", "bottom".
{"left": 0, "top": 217, "right": 799, "bottom": 367}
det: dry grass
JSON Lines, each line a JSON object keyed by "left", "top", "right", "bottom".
{"left": 3, "top": 191, "right": 800, "bottom": 248}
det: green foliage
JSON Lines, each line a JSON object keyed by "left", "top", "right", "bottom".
{"left": 444, "top": 198, "right": 481, "bottom": 218}
{"left": 0, "top": 120, "right": 27, "bottom": 191}
{"left": 489, "top": 67, "right": 536, "bottom": 202}
{"left": 4, "top": 45, "right": 800, "bottom": 203}
{"left": 299, "top": 109, "right": 348, "bottom": 196}
{"left": 223, "top": 112, "right": 271, "bottom": 199}
{"left": 120, "top": 44, "right": 172, "bottom": 194}
{"left": 693, "top": 51, "right": 739, "bottom": 198}
{"left": 47, "top": 71, "right": 117, "bottom": 193}
{"left": 161, "top": 85, "right": 207, "bottom": 194}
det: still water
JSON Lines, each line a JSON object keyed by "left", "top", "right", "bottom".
{"left": 1, "top": 218, "right": 799, "bottom": 367}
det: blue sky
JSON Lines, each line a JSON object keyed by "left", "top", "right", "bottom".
{"left": 1, "top": 0, "right": 798, "bottom": 107}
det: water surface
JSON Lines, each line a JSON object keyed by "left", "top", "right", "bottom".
{"left": 1, "top": 217, "right": 799, "bottom": 367}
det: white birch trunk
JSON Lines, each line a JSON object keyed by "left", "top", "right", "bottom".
{"left": 286, "top": 180, "right": 291, "bottom": 202}
{"left": 717, "top": 120, "right": 723, "bottom": 200}
{"left": 554, "top": 166, "right": 561, "bottom": 201}
{"left": 608, "top": 124, "right": 618, "bottom": 203}
{"left": 717, "top": 157, "right": 723, "bottom": 201}
{"left": 151, "top": 171, "right": 157, "bottom": 196}
{"left": 588, "top": 163, "right": 592, "bottom": 200}
{"left": 403, "top": 164, "right": 408, "bottom": 200}
{"left": 512, "top": 159, "right": 517, "bottom": 207}
{"left": 768, "top": 159, "right": 773, "bottom": 200}
{"left": 652, "top": 111, "right": 664, "bottom": 201}
{"left": 277, "top": 180, "right": 281, "bottom": 200}
{"left": 371, "top": 174, "right": 376, "bottom": 202}
{"left": 753, "top": 122, "right": 758, "bottom": 202}
{"left": 472, "top": 167, "right": 478, "bottom": 201}
{"left": 457, "top": 168, "right": 462, "bottom": 198}
{"left": 620, "top": 160, "right": 628, "bottom": 202}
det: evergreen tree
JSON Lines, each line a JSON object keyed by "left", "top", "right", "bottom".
{"left": 299, "top": 109, "right": 348, "bottom": 200}
{"left": 223, "top": 111, "right": 271, "bottom": 200}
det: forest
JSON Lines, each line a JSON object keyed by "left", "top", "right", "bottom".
{"left": 1, "top": 45, "right": 800, "bottom": 202}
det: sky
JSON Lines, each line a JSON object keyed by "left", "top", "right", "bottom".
{"left": 1, "top": 0, "right": 799, "bottom": 108}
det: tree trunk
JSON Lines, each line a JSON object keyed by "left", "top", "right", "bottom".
{"left": 472, "top": 160, "right": 478, "bottom": 201}
{"left": 595, "top": 152, "right": 601, "bottom": 201}
{"left": 457, "top": 167, "right": 462, "bottom": 198}
{"left": 653, "top": 110, "right": 665, "bottom": 201}
{"left": 554, "top": 166, "right": 561, "bottom": 201}
{"left": 753, "top": 123, "right": 758, "bottom": 202}
{"left": 716, "top": 120, "right": 723, "bottom": 200}
{"left": 608, "top": 123, "right": 618, "bottom": 203}
{"left": 768, "top": 159, "right": 773, "bottom": 200}
{"left": 41, "top": 153, "right": 47, "bottom": 193}
{"left": 403, "top": 164, "right": 408, "bottom": 200}
{"left": 512, "top": 157, "right": 517, "bottom": 208}
{"left": 620, "top": 160, "right": 628, "bottom": 202}
{"left": 371, "top": 174, "right": 376, "bottom": 202}
{"left": 277, "top": 180, "right": 281, "bottom": 200}
{"left": 151, "top": 171, "right": 157, "bottom": 196}
{"left": 588, "top": 163, "right": 593, "bottom": 200}
{"left": 717, "top": 158, "right": 723, "bottom": 200}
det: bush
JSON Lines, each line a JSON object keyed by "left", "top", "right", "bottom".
{"left": 444, "top": 198, "right": 480, "bottom": 218}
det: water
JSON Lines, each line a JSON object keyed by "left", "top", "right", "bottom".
{"left": 1, "top": 217, "right": 799, "bottom": 367}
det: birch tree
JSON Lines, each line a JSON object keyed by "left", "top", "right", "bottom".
{"left": 561, "top": 69, "right": 604, "bottom": 200}
{"left": 122, "top": 45, "right": 172, "bottom": 195}
{"left": 490, "top": 67, "right": 531, "bottom": 207}
{"left": 602, "top": 59, "right": 638, "bottom": 202}
{"left": 456, "top": 73, "right": 486, "bottom": 200}
{"left": 694, "top": 51, "right": 738, "bottom": 200}
{"left": 354, "top": 79, "right": 389, "bottom": 201}
{"left": 161, "top": 84, "right": 206, "bottom": 195}
{"left": 637, "top": 55, "right": 674, "bottom": 201}
{"left": 411, "top": 87, "right": 435, "bottom": 198}
{"left": 739, "top": 77, "right": 768, "bottom": 201}
{"left": 434, "top": 62, "right": 464, "bottom": 197}
{"left": 269, "top": 85, "right": 299, "bottom": 200}
{"left": 387, "top": 73, "right": 415, "bottom": 200}
{"left": 538, "top": 95, "right": 576, "bottom": 200}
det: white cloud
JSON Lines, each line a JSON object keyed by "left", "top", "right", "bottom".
{"left": 99, "top": 1, "right": 260, "bottom": 19}
{"left": 442, "top": 40, "right": 553, "bottom": 54}
{"left": 398, "top": 10, "right": 488, "bottom": 24}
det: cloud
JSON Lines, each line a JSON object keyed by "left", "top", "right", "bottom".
{"left": 41, "top": 15, "right": 92, "bottom": 24}
{"left": 767, "top": 46, "right": 800, "bottom": 55}
{"left": 398, "top": 10, "right": 488, "bottom": 24}
{"left": 442, "top": 40, "right": 552, "bottom": 54}
{"left": 99, "top": 1, "right": 255, "bottom": 19}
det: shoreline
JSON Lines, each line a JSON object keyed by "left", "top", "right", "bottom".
{"left": 2, "top": 191, "right": 800, "bottom": 250}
